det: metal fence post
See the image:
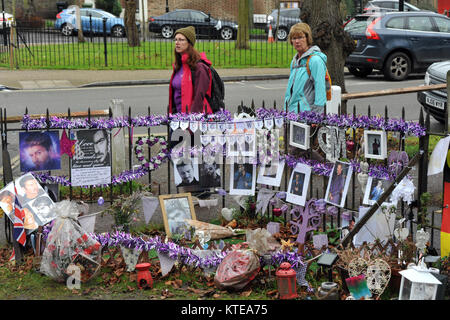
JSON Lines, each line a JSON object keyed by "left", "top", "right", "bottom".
{"left": 103, "top": 17, "right": 108, "bottom": 67}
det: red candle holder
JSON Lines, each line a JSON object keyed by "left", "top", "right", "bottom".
{"left": 273, "top": 208, "right": 282, "bottom": 217}
{"left": 135, "top": 263, "right": 153, "bottom": 289}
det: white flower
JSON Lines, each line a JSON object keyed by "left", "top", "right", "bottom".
{"left": 155, "top": 159, "right": 161, "bottom": 165}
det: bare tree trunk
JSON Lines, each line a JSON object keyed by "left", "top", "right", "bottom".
{"left": 125, "top": 0, "right": 140, "bottom": 47}
{"left": 76, "top": 3, "right": 85, "bottom": 43}
{"left": 236, "top": 0, "right": 250, "bottom": 49}
{"left": 301, "top": 0, "right": 355, "bottom": 113}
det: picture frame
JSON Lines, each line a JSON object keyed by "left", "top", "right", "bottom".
{"left": 0, "top": 182, "right": 16, "bottom": 220}
{"left": 364, "top": 130, "right": 387, "bottom": 160}
{"left": 257, "top": 159, "right": 285, "bottom": 187}
{"left": 159, "top": 193, "right": 197, "bottom": 238}
{"left": 19, "top": 130, "right": 61, "bottom": 172}
{"left": 324, "top": 161, "right": 353, "bottom": 208}
{"left": 363, "top": 176, "right": 397, "bottom": 207}
{"left": 289, "top": 121, "right": 310, "bottom": 150}
{"left": 286, "top": 163, "right": 311, "bottom": 206}
{"left": 229, "top": 162, "right": 257, "bottom": 196}
{"left": 173, "top": 156, "right": 200, "bottom": 190}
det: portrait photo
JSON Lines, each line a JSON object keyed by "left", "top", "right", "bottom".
{"left": 325, "top": 161, "right": 353, "bottom": 208}
{"left": 15, "top": 173, "right": 45, "bottom": 206}
{"left": 71, "top": 129, "right": 112, "bottom": 186}
{"left": 363, "top": 176, "right": 396, "bottom": 207}
{"left": 289, "top": 122, "right": 310, "bottom": 150}
{"left": 173, "top": 157, "right": 200, "bottom": 190}
{"left": 230, "top": 162, "right": 256, "bottom": 196}
{"left": 0, "top": 182, "right": 16, "bottom": 220}
{"left": 364, "top": 130, "right": 387, "bottom": 160}
{"left": 19, "top": 131, "right": 61, "bottom": 172}
{"left": 28, "top": 195, "right": 56, "bottom": 226}
{"left": 199, "top": 161, "right": 221, "bottom": 189}
{"left": 257, "top": 159, "right": 285, "bottom": 187}
{"left": 286, "top": 163, "right": 311, "bottom": 206}
{"left": 159, "top": 193, "right": 196, "bottom": 238}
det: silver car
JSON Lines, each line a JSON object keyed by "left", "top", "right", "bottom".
{"left": 417, "top": 60, "right": 450, "bottom": 123}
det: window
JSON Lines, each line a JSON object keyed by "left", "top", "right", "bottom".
{"left": 190, "top": 11, "right": 207, "bottom": 22}
{"left": 434, "top": 17, "right": 450, "bottom": 33}
{"left": 407, "top": 16, "right": 434, "bottom": 32}
{"left": 385, "top": 17, "right": 405, "bottom": 29}
{"left": 173, "top": 11, "right": 191, "bottom": 20}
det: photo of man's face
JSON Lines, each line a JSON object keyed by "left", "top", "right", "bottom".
{"left": 165, "top": 198, "right": 191, "bottom": 235}
{"left": 22, "top": 178, "right": 40, "bottom": 200}
{"left": 20, "top": 131, "right": 61, "bottom": 172}
{"left": 178, "top": 163, "right": 194, "bottom": 184}
{"left": 93, "top": 130, "right": 109, "bottom": 164}
{"left": 0, "top": 191, "right": 14, "bottom": 214}
{"left": 31, "top": 196, "right": 55, "bottom": 223}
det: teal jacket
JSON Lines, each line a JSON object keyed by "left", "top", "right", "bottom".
{"left": 284, "top": 45, "right": 327, "bottom": 113}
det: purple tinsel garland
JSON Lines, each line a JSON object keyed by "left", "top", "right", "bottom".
{"left": 41, "top": 227, "right": 305, "bottom": 269}
{"left": 22, "top": 108, "right": 426, "bottom": 137}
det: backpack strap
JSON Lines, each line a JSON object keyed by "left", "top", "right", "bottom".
{"left": 306, "top": 54, "right": 313, "bottom": 77}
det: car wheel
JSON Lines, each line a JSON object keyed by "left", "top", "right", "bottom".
{"left": 161, "top": 25, "right": 174, "bottom": 39}
{"left": 220, "top": 27, "right": 233, "bottom": 40}
{"left": 348, "top": 66, "right": 373, "bottom": 78}
{"left": 383, "top": 52, "right": 411, "bottom": 81}
{"left": 61, "top": 24, "right": 73, "bottom": 36}
{"left": 112, "top": 25, "right": 125, "bottom": 38}
{"left": 276, "top": 27, "right": 288, "bottom": 41}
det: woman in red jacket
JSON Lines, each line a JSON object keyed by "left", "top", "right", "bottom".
{"left": 169, "top": 26, "right": 213, "bottom": 114}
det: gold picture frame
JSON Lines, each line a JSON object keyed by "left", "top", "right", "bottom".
{"left": 159, "top": 193, "right": 196, "bottom": 238}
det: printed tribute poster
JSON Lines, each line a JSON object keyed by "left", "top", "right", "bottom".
{"left": 71, "top": 129, "right": 112, "bottom": 186}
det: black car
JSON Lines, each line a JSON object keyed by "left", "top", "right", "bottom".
{"left": 345, "top": 11, "right": 450, "bottom": 80}
{"left": 265, "top": 8, "right": 301, "bottom": 41}
{"left": 417, "top": 60, "right": 450, "bottom": 123}
{"left": 148, "top": 9, "right": 238, "bottom": 40}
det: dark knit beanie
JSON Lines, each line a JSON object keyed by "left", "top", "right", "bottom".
{"left": 174, "top": 26, "right": 196, "bottom": 46}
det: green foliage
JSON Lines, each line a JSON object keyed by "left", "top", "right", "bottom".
{"left": 417, "top": 192, "right": 432, "bottom": 229}
{"left": 95, "top": 0, "right": 122, "bottom": 17}
{"left": 101, "top": 191, "right": 152, "bottom": 227}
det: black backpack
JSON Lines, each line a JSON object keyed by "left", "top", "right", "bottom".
{"left": 192, "top": 60, "right": 225, "bottom": 113}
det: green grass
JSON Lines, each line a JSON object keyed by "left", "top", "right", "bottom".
{"left": 0, "top": 40, "right": 296, "bottom": 70}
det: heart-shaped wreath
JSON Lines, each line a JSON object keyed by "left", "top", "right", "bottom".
{"left": 135, "top": 136, "right": 170, "bottom": 171}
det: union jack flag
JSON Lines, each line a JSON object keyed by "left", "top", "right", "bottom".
{"left": 13, "top": 187, "right": 26, "bottom": 246}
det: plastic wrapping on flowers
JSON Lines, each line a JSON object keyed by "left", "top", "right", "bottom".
{"left": 40, "top": 200, "right": 102, "bottom": 283}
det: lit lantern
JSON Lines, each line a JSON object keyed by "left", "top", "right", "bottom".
{"left": 276, "top": 262, "right": 298, "bottom": 299}
{"left": 272, "top": 208, "right": 282, "bottom": 217}
{"left": 135, "top": 263, "right": 153, "bottom": 289}
{"left": 399, "top": 266, "right": 441, "bottom": 300}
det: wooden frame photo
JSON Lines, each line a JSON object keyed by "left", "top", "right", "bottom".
{"left": 289, "top": 121, "right": 310, "bottom": 150}
{"left": 364, "top": 130, "right": 387, "bottom": 160}
{"left": 159, "top": 193, "right": 196, "bottom": 238}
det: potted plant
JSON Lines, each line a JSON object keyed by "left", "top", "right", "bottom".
{"left": 102, "top": 191, "right": 151, "bottom": 233}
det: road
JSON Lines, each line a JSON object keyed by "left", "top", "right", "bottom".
{"left": 0, "top": 74, "right": 432, "bottom": 121}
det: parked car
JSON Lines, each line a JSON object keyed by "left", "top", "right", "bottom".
{"left": 417, "top": 60, "right": 450, "bottom": 123}
{"left": 0, "top": 12, "right": 14, "bottom": 29}
{"left": 265, "top": 8, "right": 301, "bottom": 41}
{"left": 55, "top": 7, "right": 135, "bottom": 37}
{"left": 344, "top": 11, "right": 450, "bottom": 80}
{"left": 148, "top": 9, "right": 238, "bottom": 40}
{"left": 364, "top": 0, "right": 421, "bottom": 13}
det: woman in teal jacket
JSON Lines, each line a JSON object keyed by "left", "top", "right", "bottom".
{"left": 284, "top": 23, "right": 327, "bottom": 113}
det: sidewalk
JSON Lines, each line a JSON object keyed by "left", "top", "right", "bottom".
{"left": 0, "top": 68, "right": 291, "bottom": 90}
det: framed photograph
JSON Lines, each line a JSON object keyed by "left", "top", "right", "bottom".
{"left": 325, "top": 161, "right": 353, "bottom": 208}
{"left": 199, "top": 161, "right": 221, "bottom": 189}
{"left": 286, "top": 163, "right": 311, "bottom": 206}
{"left": 19, "top": 131, "right": 61, "bottom": 172}
{"left": 363, "top": 176, "right": 396, "bottom": 207}
{"left": 229, "top": 162, "right": 256, "bottom": 196}
{"left": 71, "top": 129, "right": 112, "bottom": 186}
{"left": 257, "top": 159, "right": 285, "bottom": 187}
{"left": 0, "top": 182, "right": 16, "bottom": 220}
{"left": 173, "top": 157, "right": 200, "bottom": 191}
{"left": 159, "top": 193, "right": 196, "bottom": 238}
{"left": 289, "top": 122, "right": 310, "bottom": 150}
{"left": 364, "top": 130, "right": 387, "bottom": 160}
